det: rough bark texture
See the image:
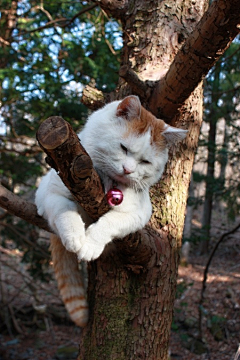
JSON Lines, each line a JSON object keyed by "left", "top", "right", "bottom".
{"left": 80, "top": 226, "right": 174, "bottom": 360}
{"left": 0, "top": 183, "right": 50, "bottom": 232}
{"left": 81, "top": 85, "right": 106, "bottom": 111}
{"left": 91, "top": 0, "right": 128, "bottom": 18}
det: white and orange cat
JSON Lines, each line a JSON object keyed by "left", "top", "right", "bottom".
{"left": 35, "top": 95, "right": 187, "bottom": 326}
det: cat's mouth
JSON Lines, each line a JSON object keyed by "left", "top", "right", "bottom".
{"left": 112, "top": 173, "right": 131, "bottom": 185}
{"left": 111, "top": 173, "right": 141, "bottom": 190}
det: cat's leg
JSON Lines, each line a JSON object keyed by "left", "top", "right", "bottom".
{"left": 77, "top": 202, "right": 152, "bottom": 261}
{"left": 45, "top": 194, "right": 86, "bottom": 253}
{"left": 36, "top": 170, "right": 86, "bottom": 253}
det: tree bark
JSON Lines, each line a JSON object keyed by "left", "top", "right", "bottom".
{"left": 183, "top": 174, "right": 195, "bottom": 239}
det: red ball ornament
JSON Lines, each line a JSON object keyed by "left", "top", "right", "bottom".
{"left": 106, "top": 187, "right": 123, "bottom": 206}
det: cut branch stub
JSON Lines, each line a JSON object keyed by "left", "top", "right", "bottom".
{"left": 36, "top": 116, "right": 69, "bottom": 150}
{"left": 72, "top": 155, "right": 93, "bottom": 179}
{"left": 37, "top": 116, "right": 109, "bottom": 221}
{"left": 81, "top": 85, "right": 106, "bottom": 110}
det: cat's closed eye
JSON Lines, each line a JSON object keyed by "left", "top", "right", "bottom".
{"left": 141, "top": 159, "right": 151, "bottom": 165}
{"left": 120, "top": 143, "right": 128, "bottom": 153}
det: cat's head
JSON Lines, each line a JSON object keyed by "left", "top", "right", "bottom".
{"left": 82, "top": 95, "right": 187, "bottom": 191}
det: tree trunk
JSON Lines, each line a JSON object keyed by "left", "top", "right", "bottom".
{"left": 0, "top": 1, "right": 18, "bottom": 82}
{"left": 183, "top": 174, "right": 195, "bottom": 239}
{"left": 218, "top": 116, "right": 230, "bottom": 186}
{"left": 201, "top": 65, "right": 220, "bottom": 254}
{"left": 78, "top": 1, "right": 206, "bottom": 359}
{"left": 201, "top": 118, "right": 217, "bottom": 253}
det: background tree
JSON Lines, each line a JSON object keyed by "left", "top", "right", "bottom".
{"left": 0, "top": 0, "right": 240, "bottom": 359}
{"left": 189, "top": 41, "right": 240, "bottom": 253}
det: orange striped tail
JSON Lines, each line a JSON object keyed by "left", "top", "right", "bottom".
{"left": 50, "top": 234, "right": 88, "bottom": 327}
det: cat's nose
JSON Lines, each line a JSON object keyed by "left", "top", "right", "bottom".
{"left": 123, "top": 166, "right": 132, "bottom": 175}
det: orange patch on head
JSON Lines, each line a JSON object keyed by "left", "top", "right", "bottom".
{"left": 124, "top": 106, "right": 167, "bottom": 150}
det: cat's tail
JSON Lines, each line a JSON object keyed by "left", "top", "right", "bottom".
{"left": 50, "top": 234, "right": 88, "bottom": 327}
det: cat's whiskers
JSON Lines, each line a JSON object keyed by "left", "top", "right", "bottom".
{"left": 135, "top": 178, "right": 149, "bottom": 193}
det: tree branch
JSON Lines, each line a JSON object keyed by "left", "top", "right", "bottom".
{"left": 66, "top": 4, "right": 98, "bottom": 26}
{"left": 90, "top": 0, "right": 128, "bottom": 18}
{"left": 119, "top": 65, "right": 153, "bottom": 100}
{"left": 0, "top": 183, "right": 51, "bottom": 232}
{"left": 147, "top": 0, "right": 240, "bottom": 120}
{"left": 15, "top": 4, "right": 98, "bottom": 37}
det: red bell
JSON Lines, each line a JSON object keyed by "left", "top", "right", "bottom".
{"left": 106, "top": 187, "right": 123, "bottom": 206}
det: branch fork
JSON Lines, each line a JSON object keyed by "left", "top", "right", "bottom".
{"left": 84, "top": 0, "right": 240, "bottom": 120}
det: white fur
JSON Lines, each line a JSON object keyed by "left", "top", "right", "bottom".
{"left": 35, "top": 97, "right": 186, "bottom": 261}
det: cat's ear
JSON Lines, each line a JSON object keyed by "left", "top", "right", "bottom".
{"left": 116, "top": 95, "right": 141, "bottom": 120}
{"left": 162, "top": 124, "right": 188, "bottom": 147}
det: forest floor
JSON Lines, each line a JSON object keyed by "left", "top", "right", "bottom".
{"left": 0, "top": 215, "right": 239, "bottom": 360}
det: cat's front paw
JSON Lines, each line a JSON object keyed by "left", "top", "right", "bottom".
{"left": 77, "top": 228, "right": 106, "bottom": 261}
{"left": 54, "top": 213, "right": 85, "bottom": 253}
{"left": 77, "top": 242, "right": 105, "bottom": 261}
{"left": 62, "top": 235, "right": 83, "bottom": 253}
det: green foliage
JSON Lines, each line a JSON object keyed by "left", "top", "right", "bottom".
{"left": 1, "top": 1, "right": 121, "bottom": 137}
{"left": 0, "top": 151, "right": 42, "bottom": 186}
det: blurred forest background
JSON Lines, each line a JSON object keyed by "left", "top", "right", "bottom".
{"left": 0, "top": 1, "right": 239, "bottom": 359}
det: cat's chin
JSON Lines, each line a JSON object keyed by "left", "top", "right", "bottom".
{"left": 111, "top": 174, "right": 141, "bottom": 190}
{"left": 111, "top": 174, "right": 130, "bottom": 186}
